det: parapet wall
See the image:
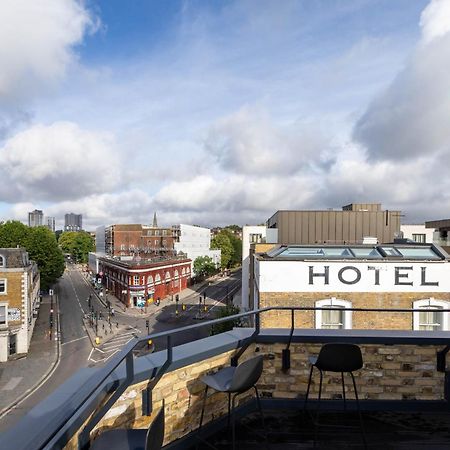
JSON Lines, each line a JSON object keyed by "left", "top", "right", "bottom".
{"left": 64, "top": 341, "right": 444, "bottom": 449}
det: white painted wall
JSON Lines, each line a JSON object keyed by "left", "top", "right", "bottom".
{"left": 173, "top": 224, "right": 221, "bottom": 273}
{"left": 241, "top": 226, "right": 278, "bottom": 310}
{"left": 257, "top": 259, "right": 450, "bottom": 293}
{"left": 401, "top": 224, "right": 434, "bottom": 243}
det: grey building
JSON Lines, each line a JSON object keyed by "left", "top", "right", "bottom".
{"left": 267, "top": 203, "right": 402, "bottom": 246}
{"left": 28, "top": 209, "right": 43, "bottom": 227}
{"left": 64, "top": 213, "right": 83, "bottom": 232}
{"left": 46, "top": 217, "right": 55, "bottom": 232}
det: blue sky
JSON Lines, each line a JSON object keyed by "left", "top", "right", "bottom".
{"left": 0, "top": 0, "right": 449, "bottom": 229}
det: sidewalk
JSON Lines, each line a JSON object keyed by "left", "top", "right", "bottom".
{"left": 102, "top": 279, "right": 212, "bottom": 319}
{"left": 0, "top": 295, "right": 59, "bottom": 419}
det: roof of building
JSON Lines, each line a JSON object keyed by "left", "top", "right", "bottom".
{"left": 258, "top": 244, "right": 448, "bottom": 261}
{"left": 0, "top": 248, "right": 30, "bottom": 268}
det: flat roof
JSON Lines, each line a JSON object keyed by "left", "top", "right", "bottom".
{"left": 259, "top": 244, "right": 448, "bottom": 261}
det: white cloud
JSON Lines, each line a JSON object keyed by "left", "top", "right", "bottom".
{"left": 204, "top": 106, "right": 329, "bottom": 175}
{"left": 0, "top": 0, "right": 98, "bottom": 101}
{"left": 420, "top": 0, "right": 450, "bottom": 44}
{"left": 354, "top": 1, "right": 450, "bottom": 162}
{"left": 0, "top": 121, "right": 122, "bottom": 202}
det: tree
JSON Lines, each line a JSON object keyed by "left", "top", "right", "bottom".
{"left": 193, "top": 256, "right": 216, "bottom": 278}
{"left": 210, "top": 304, "right": 241, "bottom": 335}
{"left": 223, "top": 229, "right": 242, "bottom": 266}
{"left": 211, "top": 233, "right": 234, "bottom": 269}
{"left": 59, "top": 231, "right": 94, "bottom": 263}
{"left": 0, "top": 221, "right": 64, "bottom": 290}
{"left": 25, "top": 227, "right": 65, "bottom": 290}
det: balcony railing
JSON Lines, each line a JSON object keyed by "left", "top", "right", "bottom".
{"left": 2, "top": 306, "right": 450, "bottom": 450}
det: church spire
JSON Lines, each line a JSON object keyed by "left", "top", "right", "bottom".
{"left": 152, "top": 211, "right": 158, "bottom": 228}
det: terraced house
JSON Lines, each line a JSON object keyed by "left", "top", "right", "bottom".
{"left": 0, "top": 248, "right": 40, "bottom": 361}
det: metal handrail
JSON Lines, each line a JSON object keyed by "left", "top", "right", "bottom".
{"left": 41, "top": 305, "right": 450, "bottom": 449}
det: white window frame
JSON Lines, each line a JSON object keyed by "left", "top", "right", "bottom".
{"left": 147, "top": 275, "right": 154, "bottom": 285}
{"left": 413, "top": 298, "right": 449, "bottom": 331}
{"left": 315, "top": 297, "right": 352, "bottom": 330}
{"left": 0, "top": 303, "right": 7, "bottom": 326}
{"left": 133, "top": 275, "right": 140, "bottom": 286}
{"left": 155, "top": 274, "right": 161, "bottom": 284}
{"left": 0, "top": 255, "right": 4, "bottom": 267}
{"left": 0, "top": 279, "right": 6, "bottom": 295}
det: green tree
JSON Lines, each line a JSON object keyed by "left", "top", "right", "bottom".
{"left": 25, "top": 227, "right": 65, "bottom": 290}
{"left": 223, "top": 229, "right": 242, "bottom": 267}
{"left": 210, "top": 304, "right": 241, "bottom": 335}
{"left": 0, "top": 220, "right": 29, "bottom": 247}
{"left": 193, "top": 256, "right": 216, "bottom": 278}
{"left": 59, "top": 231, "right": 94, "bottom": 263}
{"left": 211, "top": 232, "right": 234, "bottom": 269}
{"left": 0, "top": 221, "right": 64, "bottom": 290}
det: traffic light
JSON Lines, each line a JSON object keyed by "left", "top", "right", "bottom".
{"left": 175, "top": 294, "right": 179, "bottom": 302}
{"left": 203, "top": 291, "right": 206, "bottom": 300}
{"left": 146, "top": 319, "right": 149, "bottom": 328}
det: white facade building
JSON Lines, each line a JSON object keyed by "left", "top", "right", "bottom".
{"left": 241, "top": 225, "right": 278, "bottom": 311}
{"left": 401, "top": 224, "right": 434, "bottom": 244}
{"left": 173, "top": 224, "right": 221, "bottom": 274}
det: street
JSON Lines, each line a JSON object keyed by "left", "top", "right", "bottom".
{"left": 0, "top": 264, "right": 242, "bottom": 431}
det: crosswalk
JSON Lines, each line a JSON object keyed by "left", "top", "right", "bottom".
{"left": 87, "top": 327, "right": 141, "bottom": 365}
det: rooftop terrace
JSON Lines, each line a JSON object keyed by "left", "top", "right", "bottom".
{"left": 2, "top": 307, "right": 450, "bottom": 449}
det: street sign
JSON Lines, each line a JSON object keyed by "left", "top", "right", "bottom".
{"left": 49, "top": 289, "right": 54, "bottom": 296}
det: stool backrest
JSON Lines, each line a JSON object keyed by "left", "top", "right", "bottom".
{"left": 145, "top": 407, "right": 165, "bottom": 450}
{"left": 229, "top": 355, "right": 264, "bottom": 393}
{"left": 315, "top": 343, "right": 363, "bottom": 373}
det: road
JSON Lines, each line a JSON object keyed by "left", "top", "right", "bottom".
{"left": 0, "top": 265, "right": 242, "bottom": 430}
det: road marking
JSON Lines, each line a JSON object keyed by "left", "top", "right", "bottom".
{"left": 2, "top": 377, "right": 23, "bottom": 391}
{"left": 62, "top": 335, "right": 89, "bottom": 346}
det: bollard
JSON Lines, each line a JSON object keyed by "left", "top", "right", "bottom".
{"left": 95, "top": 336, "right": 100, "bottom": 345}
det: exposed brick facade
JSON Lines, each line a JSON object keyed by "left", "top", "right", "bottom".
{"left": 259, "top": 291, "right": 450, "bottom": 329}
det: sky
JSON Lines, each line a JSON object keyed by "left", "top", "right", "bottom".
{"left": 1, "top": 0, "right": 450, "bottom": 230}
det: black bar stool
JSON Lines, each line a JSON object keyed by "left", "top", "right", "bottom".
{"left": 90, "top": 406, "right": 165, "bottom": 450}
{"left": 304, "top": 343, "right": 366, "bottom": 448}
{"left": 197, "top": 355, "right": 266, "bottom": 450}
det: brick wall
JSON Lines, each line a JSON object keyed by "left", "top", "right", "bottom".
{"left": 259, "top": 291, "right": 450, "bottom": 329}
{"left": 64, "top": 342, "right": 444, "bottom": 449}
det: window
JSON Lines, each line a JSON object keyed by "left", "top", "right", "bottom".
{"left": 0, "top": 255, "right": 4, "bottom": 267}
{"left": 315, "top": 298, "right": 352, "bottom": 329}
{"left": 174, "top": 270, "right": 179, "bottom": 279}
{"left": 182, "top": 268, "right": 186, "bottom": 276}
{"left": 0, "top": 279, "right": 6, "bottom": 295}
{"left": 413, "top": 299, "right": 449, "bottom": 331}
{"left": 249, "top": 233, "right": 263, "bottom": 244}
{"left": 165, "top": 272, "right": 170, "bottom": 281}
{"left": 155, "top": 274, "right": 161, "bottom": 284}
{"left": 133, "top": 275, "right": 140, "bottom": 285}
{"left": 412, "top": 234, "right": 426, "bottom": 243}
{"left": 147, "top": 275, "right": 153, "bottom": 285}
{"left": 0, "top": 304, "right": 6, "bottom": 325}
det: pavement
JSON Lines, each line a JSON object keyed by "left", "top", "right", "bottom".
{"left": 0, "top": 294, "right": 59, "bottom": 418}
{"left": 0, "top": 270, "right": 239, "bottom": 420}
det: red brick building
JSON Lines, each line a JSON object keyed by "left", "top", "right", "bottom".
{"left": 98, "top": 256, "right": 191, "bottom": 308}
{"left": 105, "top": 224, "right": 176, "bottom": 258}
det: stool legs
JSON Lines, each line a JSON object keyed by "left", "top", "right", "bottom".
{"left": 350, "top": 371, "right": 367, "bottom": 449}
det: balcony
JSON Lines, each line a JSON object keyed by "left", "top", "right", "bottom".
{"left": 2, "top": 307, "right": 450, "bottom": 449}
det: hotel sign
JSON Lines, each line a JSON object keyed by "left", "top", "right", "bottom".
{"left": 258, "top": 261, "right": 450, "bottom": 293}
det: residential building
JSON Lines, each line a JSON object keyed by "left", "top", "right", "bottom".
{"left": 267, "top": 203, "right": 401, "bottom": 245}
{"left": 401, "top": 224, "right": 434, "bottom": 244}
{"left": 241, "top": 225, "right": 278, "bottom": 310}
{"left": 28, "top": 209, "right": 43, "bottom": 227}
{"left": 172, "top": 224, "right": 221, "bottom": 274}
{"left": 0, "top": 248, "right": 40, "bottom": 361}
{"left": 98, "top": 255, "right": 191, "bottom": 308}
{"left": 425, "top": 219, "right": 450, "bottom": 254}
{"left": 64, "top": 213, "right": 82, "bottom": 232}
{"left": 46, "top": 216, "right": 56, "bottom": 232}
